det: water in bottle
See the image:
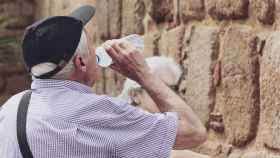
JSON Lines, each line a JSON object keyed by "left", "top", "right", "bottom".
{"left": 95, "top": 34, "right": 144, "bottom": 67}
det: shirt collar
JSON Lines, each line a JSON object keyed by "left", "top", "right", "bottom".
{"left": 31, "top": 79, "right": 93, "bottom": 94}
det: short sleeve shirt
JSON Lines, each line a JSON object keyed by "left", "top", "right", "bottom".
{"left": 0, "top": 79, "right": 178, "bottom": 158}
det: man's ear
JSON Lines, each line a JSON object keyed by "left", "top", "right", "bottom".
{"left": 73, "top": 55, "right": 87, "bottom": 72}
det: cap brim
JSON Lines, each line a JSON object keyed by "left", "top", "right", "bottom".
{"left": 69, "top": 5, "right": 95, "bottom": 26}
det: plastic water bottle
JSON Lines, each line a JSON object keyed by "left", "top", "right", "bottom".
{"left": 95, "top": 34, "right": 144, "bottom": 67}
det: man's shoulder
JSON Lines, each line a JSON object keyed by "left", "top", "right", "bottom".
{"left": 83, "top": 94, "right": 130, "bottom": 112}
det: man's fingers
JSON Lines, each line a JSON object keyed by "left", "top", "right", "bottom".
{"left": 111, "top": 42, "right": 126, "bottom": 55}
{"left": 109, "top": 63, "right": 122, "bottom": 72}
{"left": 104, "top": 43, "right": 120, "bottom": 62}
{"left": 119, "top": 41, "right": 136, "bottom": 53}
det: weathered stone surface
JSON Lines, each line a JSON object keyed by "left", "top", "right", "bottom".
{"left": 122, "top": 0, "right": 145, "bottom": 36}
{"left": 104, "top": 69, "right": 125, "bottom": 97}
{"left": 143, "top": 32, "right": 160, "bottom": 57}
{"left": 276, "top": 0, "right": 280, "bottom": 29}
{"left": 0, "top": 2, "right": 21, "bottom": 17}
{"left": 95, "top": 0, "right": 109, "bottom": 41}
{"left": 157, "top": 31, "right": 169, "bottom": 56}
{"left": 21, "top": 1, "right": 34, "bottom": 17}
{"left": 242, "top": 151, "right": 280, "bottom": 158}
{"left": 6, "top": 74, "right": 30, "bottom": 95}
{"left": 34, "top": 0, "right": 96, "bottom": 19}
{"left": 228, "top": 153, "right": 242, "bottom": 158}
{"left": 255, "top": 0, "right": 275, "bottom": 25}
{"left": 93, "top": 76, "right": 105, "bottom": 95}
{"left": 260, "top": 31, "right": 280, "bottom": 150}
{"left": 91, "top": 0, "right": 121, "bottom": 41}
{"left": 104, "top": 69, "right": 117, "bottom": 96}
{"left": 0, "top": 77, "right": 5, "bottom": 93}
{"left": 108, "top": 0, "right": 122, "bottom": 39}
{"left": 5, "top": 16, "right": 32, "bottom": 29}
{"left": 171, "top": 150, "right": 209, "bottom": 158}
{"left": 180, "top": 0, "right": 205, "bottom": 23}
{"left": 145, "top": 0, "right": 173, "bottom": 23}
{"left": 158, "top": 25, "right": 185, "bottom": 59}
{"left": 194, "top": 140, "right": 233, "bottom": 158}
{"left": 0, "top": 1, "right": 33, "bottom": 18}
{"left": 179, "top": 25, "right": 219, "bottom": 126}
{"left": 206, "top": 0, "right": 249, "bottom": 20}
{"left": 179, "top": 25, "right": 195, "bottom": 68}
{"left": 48, "top": 0, "right": 71, "bottom": 16}
{"left": 0, "top": 42, "right": 21, "bottom": 64}
{"left": 216, "top": 25, "right": 259, "bottom": 147}
{"left": 0, "top": 64, "right": 25, "bottom": 75}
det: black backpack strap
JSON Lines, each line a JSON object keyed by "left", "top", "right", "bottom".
{"left": 17, "top": 90, "right": 34, "bottom": 158}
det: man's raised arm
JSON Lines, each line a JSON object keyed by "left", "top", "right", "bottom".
{"left": 104, "top": 40, "right": 207, "bottom": 149}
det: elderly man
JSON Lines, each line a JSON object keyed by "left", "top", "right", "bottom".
{"left": 0, "top": 5, "right": 206, "bottom": 158}
{"left": 119, "top": 56, "right": 209, "bottom": 158}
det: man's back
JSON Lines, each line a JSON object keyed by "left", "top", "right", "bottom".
{"left": 0, "top": 79, "right": 177, "bottom": 158}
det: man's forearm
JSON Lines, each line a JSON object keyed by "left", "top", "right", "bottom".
{"left": 139, "top": 74, "right": 203, "bottom": 126}
{"left": 139, "top": 73, "right": 207, "bottom": 149}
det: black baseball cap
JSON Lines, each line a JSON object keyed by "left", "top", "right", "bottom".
{"left": 22, "top": 5, "right": 95, "bottom": 79}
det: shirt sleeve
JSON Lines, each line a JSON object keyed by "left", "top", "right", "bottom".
{"left": 110, "top": 102, "right": 178, "bottom": 158}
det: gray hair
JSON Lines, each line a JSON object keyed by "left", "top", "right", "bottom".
{"left": 118, "top": 56, "right": 182, "bottom": 102}
{"left": 31, "top": 31, "right": 90, "bottom": 79}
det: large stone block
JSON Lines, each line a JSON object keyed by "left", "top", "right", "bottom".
{"left": 104, "top": 69, "right": 117, "bottom": 96}
{"left": 95, "top": 0, "right": 110, "bottom": 41}
{"left": 145, "top": 0, "right": 173, "bottom": 23}
{"left": 179, "top": 25, "right": 219, "bottom": 126}
{"left": 255, "top": 0, "right": 275, "bottom": 25}
{"left": 104, "top": 69, "right": 125, "bottom": 97}
{"left": 108, "top": 0, "right": 122, "bottom": 39}
{"left": 21, "top": 0, "right": 34, "bottom": 17}
{"left": 122, "top": 0, "right": 145, "bottom": 36}
{"left": 180, "top": 0, "right": 205, "bottom": 23}
{"left": 216, "top": 25, "right": 259, "bottom": 147}
{"left": 0, "top": 2, "right": 21, "bottom": 17}
{"left": 206, "top": 0, "right": 249, "bottom": 20}
{"left": 34, "top": 0, "right": 51, "bottom": 19}
{"left": 48, "top": 0, "right": 71, "bottom": 16}
{"left": 260, "top": 31, "right": 280, "bottom": 150}
{"left": 95, "top": 0, "right": 122, "bottom": 41}
{"left": 158, "top": 25, "right": 185, "bottom": 59}
{"left": 276, "top": 0, "right": 280, "bottom": 29}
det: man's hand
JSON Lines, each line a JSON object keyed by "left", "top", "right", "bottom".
{"left": 104, "top": 40, "right": 152, "bottom": 84}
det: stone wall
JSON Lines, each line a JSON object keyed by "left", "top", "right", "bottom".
{"left": 1, "top": 0, "right": 280, "bottom": 157}
{"left": 0, "top": 0, "right": 34, "bottom": 105}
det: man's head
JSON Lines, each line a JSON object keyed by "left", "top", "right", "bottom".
{"left": 22, "top": 5, "right": 99, "bottom": 86}
{"left": 119, "top": 56, "right": 182, "bottom": 112}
